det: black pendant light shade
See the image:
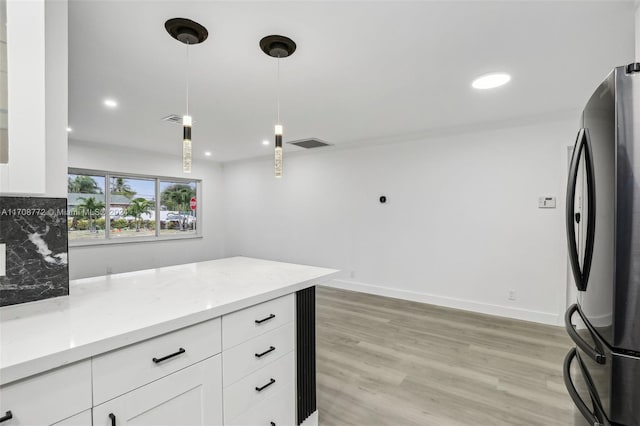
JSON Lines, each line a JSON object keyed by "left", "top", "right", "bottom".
{"left": 165, "top": 18, "right": 208, "bottom": 45}
{"left": 260, "top": 35, "right": 297, "bottom": 58}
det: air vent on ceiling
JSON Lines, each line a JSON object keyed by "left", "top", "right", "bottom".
{"left": 162, "top": 114, "right": 196, "bottom": 124}
{"left": 287, "top": 138, "right": 332, "bottom": 149}
{"left": 161, "top": 114, "right": 183, "bottom": 124}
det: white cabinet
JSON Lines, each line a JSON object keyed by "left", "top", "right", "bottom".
{"left": 222, "top": 294, "right": 296, "bottom": 426}
{"left": 223, "top": 352, "right": 295, "bottom": 423}
{"left": 0, "top": 360, "right": 91, "bottom": 426}
{"left": 53, "top": 410, "right": 92, "bottom": 426}
{"left": 225, "top": 386, "right": 295, "bottom": 426}
{"left": 222, "top": 294, "right": 294, "bottom": 350}
{"left": 93, "top": 355, "right": 223, "bottom": 426}
{"left": 91, "top": 319, "right": 223, "bottom": 426}
{"left": 93, "top": 318, "right": 221, "bottom": 405}
{"left": 0, "top": 0, "right": 46, "bottom": 194}
{"left": 223, "top": 322, "right": 294, "bottom": 386}
{"left": 0, "top": 293, "right": 307, "bottom": 426}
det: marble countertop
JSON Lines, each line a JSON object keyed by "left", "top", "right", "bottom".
{"left": 0, "top": 256, "right": 338, "bottom": 386}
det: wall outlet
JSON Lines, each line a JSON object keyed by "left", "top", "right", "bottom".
{"left": 106, "top": 266, "right": 113, "bottom": 275}
{"left": 508, "top": 290, "right": 516, "bottom": 301}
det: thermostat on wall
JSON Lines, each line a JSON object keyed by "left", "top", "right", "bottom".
{"left": 538, "top": 196, "right": 556, "bottom": 209}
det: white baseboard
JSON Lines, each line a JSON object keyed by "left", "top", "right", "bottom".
{"left": 324, "top": 279, "right": 561, "bottom": 326}
{"left": 300, "top": 411, "right": 318, "bottom": 426}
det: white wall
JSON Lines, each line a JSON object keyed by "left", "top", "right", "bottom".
{"left": 68, "top": 141, "right": 225, "bottom": 279}
{"left": 223, "top": 117, "right": 577, "bottom": 325}
{"left": 636, "top": 1, "right": 640, "bottom": 61}
{"left": 45, "top": 0, "right": 68, "bottom": 198}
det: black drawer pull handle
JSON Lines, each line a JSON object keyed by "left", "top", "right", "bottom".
{"left": 255, "top": 346, "right": 276, "bottom": 358}
{"left": 109, "top": 413, "right": 116, "bottom": 426}
{"left": 153, "top": 347, "right": 186, "bottom": 364}
{"left": 255, "top": 314, "right": 275, "bottom": 324}
{"left": 0, "top": 411, "right": 12, "bottom": 423}
{"left": 255, "top": 378, "right": 276, "bottom": 392}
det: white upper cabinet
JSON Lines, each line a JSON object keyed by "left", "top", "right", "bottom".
{"left": 0, "top": 0, "right": 46, "bottom": 194}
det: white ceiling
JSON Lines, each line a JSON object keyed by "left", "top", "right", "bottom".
{"left": 68, "top": 0, "right": 636, "bottom": 163}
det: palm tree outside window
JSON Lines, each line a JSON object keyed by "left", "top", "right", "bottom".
{"left": 67, "top": 173, "right": 106, "bottom": 240}
{"left": 160, "top": 180, "right": 197, "bottom": 234}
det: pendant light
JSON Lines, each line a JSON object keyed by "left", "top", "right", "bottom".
{"left": 260, "top": 35, "right": 296, "bottom": 178}
{"left": 165, "top": 18, "right": 209, "bottom": 173}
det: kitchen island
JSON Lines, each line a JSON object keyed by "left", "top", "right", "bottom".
{"left": 0, "top": 256, "right": 338, "bottom": 426}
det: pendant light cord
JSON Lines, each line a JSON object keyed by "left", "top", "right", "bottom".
{"left": 276, "top": 55, "right": 280, "bottom": 125}
{"left": 186, "top": 41, "right": 190, "bottom": 116}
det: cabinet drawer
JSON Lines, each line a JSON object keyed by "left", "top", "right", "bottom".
{"left": 226, "top": 385, "right": 295, "bottom": 426}
{"left": 223, "top": 294, "right": 294, "bottom": 350}
{"left": 0, "top": 360, "right": 91, "bottom": 426}
{"left": 93, "top": 318, "right": 221, "bottom": 404}
{"left": 224, "top": 351, "right": 295, "bottom": 422}
{"left": 223, "top": 322, "right": 294, "bottom": 387}
{"left": 93, "top": 355, "right": 222, "bottom": 426}
{"left": 53, "top": 410, "right": 92, "bottom": 426}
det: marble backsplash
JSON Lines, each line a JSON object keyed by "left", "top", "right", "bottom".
{"left": 0, "top": 197, "right": 69, "bottom": 306}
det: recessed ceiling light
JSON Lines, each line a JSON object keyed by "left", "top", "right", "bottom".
{"left": 262, "top": 140, "right": 269, "bottom": 146}
{"left": 472, "top": 73, "right": 511, "bottom": 90}
{"left": 204, "top": 151, "right": 212, "bottom": 156}
{"left": 103, "top": 98, "right": 118, "bottom": 108}
{"left": 66, "top": 127, "right": 72, "bottom": 132}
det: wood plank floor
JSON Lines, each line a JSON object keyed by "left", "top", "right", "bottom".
{"left": 316, "top": 286, "right": 575, "bottom": 426}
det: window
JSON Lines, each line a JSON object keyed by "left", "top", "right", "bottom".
{"left": 68, "top": 172, "right": 107, "bottom": 241}
{"left": 109, "top": 176, "right": 155, "bottom": 239}
{"left": 68, "top": 169, "right": 200, "bottom": 244}
{"left": 159, "top": 180, "right": 197, "bottom": 236}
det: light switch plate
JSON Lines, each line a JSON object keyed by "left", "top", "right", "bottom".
{"left": 538, "top": 196, "right": 556, "bottom": 209}
{"left": 0, "top": 243, "right": 6, "bottom": 277}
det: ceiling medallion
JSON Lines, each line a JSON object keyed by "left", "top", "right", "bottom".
{"left": 165, "top": 18, "right": 208, "bottom": 45}
{"left": 260, "top": 35, "right": 297, "bottom": 58}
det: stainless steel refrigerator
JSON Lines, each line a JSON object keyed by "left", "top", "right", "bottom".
{"left": 564, "top": 62, "right": 640, "bottom": 426}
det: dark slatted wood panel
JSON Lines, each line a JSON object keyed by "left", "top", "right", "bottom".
{"left": 296, "top": 286, "right": 316, "bottom": 425}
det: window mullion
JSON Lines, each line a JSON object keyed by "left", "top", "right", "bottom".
{"left": 196, "top": 181, "right": 201, "bottom": 236}
{"left": 155, "top": 177, "right": 160, "bottom": 238}
{"left": 105, "top": 173, "right": 111, "bottom": 240}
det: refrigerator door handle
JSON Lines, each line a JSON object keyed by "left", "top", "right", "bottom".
{"left": 566, "top": 128, "right": 596, "bottom": 291}
{"left": 582, "top": 128, "right": 597, "bottom": 290}
{"left": 563, "top": 348, "right": 608, "bottom": 426}
{"left": 565, "top": 304, "right": 606, "bottom": 364}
